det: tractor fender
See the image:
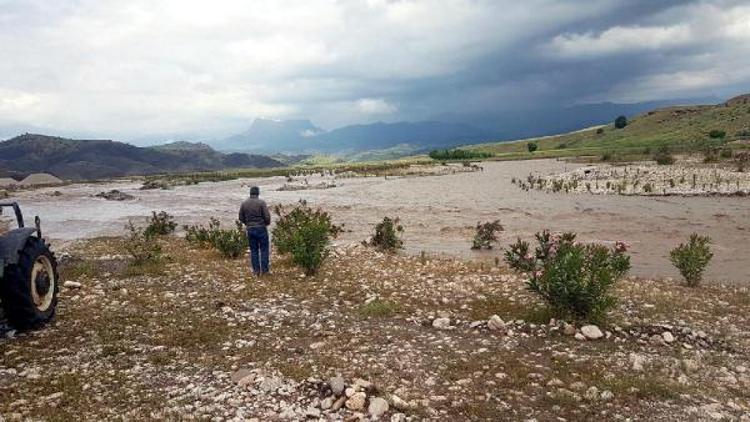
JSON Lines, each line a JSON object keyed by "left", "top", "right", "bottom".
{"left": 0, "top": 228, "right": 38, "bottom": 268}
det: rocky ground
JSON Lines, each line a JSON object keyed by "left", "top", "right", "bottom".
{"left": 1, "top": 237, "right": 749, "bottom": 421}
{"left": 515, "top": 162, "right": 750, "bottom": 196}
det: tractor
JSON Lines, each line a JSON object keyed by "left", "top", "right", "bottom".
{"left": 0, "top": 202, "right": 58, "bottom": 329}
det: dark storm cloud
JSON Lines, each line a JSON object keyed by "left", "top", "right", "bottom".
{"left": 0, "top": 0, "right": 748, "bottom": 140}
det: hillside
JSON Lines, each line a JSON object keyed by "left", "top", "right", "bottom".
{"left": 467, "top": 95, "right": 750, "bottom": 159}
{"left": 0, "top": 134, "right": 284, "bottom": 180}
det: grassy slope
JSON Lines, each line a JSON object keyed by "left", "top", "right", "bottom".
{"left": 465, "top": 95, "right": 750, "bottom": 160}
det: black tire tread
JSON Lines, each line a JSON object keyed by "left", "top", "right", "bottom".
{"left": 0, "top": 237, "right": 59, "bottom": 330}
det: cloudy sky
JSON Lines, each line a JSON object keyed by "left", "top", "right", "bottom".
{"left": 1, "top": 0, "right": 749, "bottom": 142}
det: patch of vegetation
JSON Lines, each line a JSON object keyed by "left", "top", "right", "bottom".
{"left": 505, "top": 231, "right": 631, "bottom": 322}
{"left": 428, "top": 149, "right": 492, "bottom": 160}
{"left": 708, "top": 129, "right": 726, "bottom": 139}
{"left": 368, "top": 216, "right": 404, "bottom": 252}
{"left": 213, "top": 221, "right": 248, "bottom": 258}
{"left": 653, "top": 147, "right": 675, "bottom": 165}
{"left": 184, "top": 218, "right": 248, "bottom": 258}
{"left": 272, "top": 201, "right": 342, "bottom": 275}
{"left": 144, "top": 211, "right": 177, "bottom": 237}
{"left": 670, "top": 233, "right": 713, "bottom": 287}
{"left": 123, "top": 221, "right": 162, "bottom": 265}
{"left": 527, "top": 142, "right": 538, "bottom": 153}
{"left": 471, "top": 220, "right": 503, "bottom": 250}
{"left": 358, "top": 299, "right": 400, "bottom": 318}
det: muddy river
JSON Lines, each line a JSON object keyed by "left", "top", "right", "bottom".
{"left": 4, "top": 160, "right": 749, "bottom": 284}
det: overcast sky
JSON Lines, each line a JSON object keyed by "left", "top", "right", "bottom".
{"left": 1, "top": 0, "right": 749, "bottom": 142}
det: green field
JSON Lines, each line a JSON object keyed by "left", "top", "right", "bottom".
{"left": 464, "top": 94, "right": 750, "bottom": 161}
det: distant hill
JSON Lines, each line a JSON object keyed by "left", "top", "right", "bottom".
{"left": 215, "top": 118, "right": 488, "bottom": 154}
{"left": 434, "top": 97, "right": 721, "bottom": 141}
{"left": 0, "top": 134, "right": 284, "bottom": 180}
{"left": 467, "top": 95, "right": 750, "bottom": 158}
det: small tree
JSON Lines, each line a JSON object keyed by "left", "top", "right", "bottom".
{"left": 272, "top": 201, "right": 342, "bottom": 276}
{"left": 614, "top": 115, "right": 628, "bottom": 129}
{"left": 369, "top": 217, "right": 403, "bottom": 252}
{"left": 471, "top": 220, "right": 503, "bottom": 250}
{"left": 527, "top": 142, "right": 538, "bottom": 153}
{"left": 670, "top": 234, "right": 713, "bottom": 287}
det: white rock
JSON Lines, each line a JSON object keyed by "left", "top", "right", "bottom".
{"left": 391, "top": 413, "right": 407, "bottom": 422}
{"left": 574, "top": 333, "right": 586, "bottom": 341}
{"left": 320, "top": 397, "right": 333, "bottom": 410}
{"left": 390, "top": 395, "right": 413, "bottom": 411}
{"left": 63, "top": 280, "right": 82, "bottom": 289}
{"left": 432, "top": 317, "right": 451, "bottom": 330}
{"left": 329, "top": 376, "right": 345, "bottom": 395}
{"left": 487, "top": 315, "right": 506, "bottom": 331}
{"left": 662, "top": 331, "right": 675, "bottom": 343}
{"left": 580, "top": 325, "right": 603, "bottom": 340}
{"left": 368, "top": 397, "right": 389, "bottom": 418}
{"left": 345, "top": 392, "right": 367, "bottom": 411}
{"left": 630, "top": 353, "right": 646, "bottom": 372}
{"left": 600, "top": 390, "right": 614, "bottom": 401}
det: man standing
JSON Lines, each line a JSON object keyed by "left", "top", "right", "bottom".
{"left": 239, "top": 186, "right": 271, "bottom": 275}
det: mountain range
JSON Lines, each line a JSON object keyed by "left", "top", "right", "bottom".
{"left": 211, "top": 97, "right": 718, "bottom": 155}
{"left": 0, "top": 134, "right": 283, "bottom": 181}
{"left": 215, "top": 118, "right": 488, "bottom": 154}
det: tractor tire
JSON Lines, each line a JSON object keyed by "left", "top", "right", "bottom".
{"left": 0, "top": 236, "right": 58, "bottom": 330}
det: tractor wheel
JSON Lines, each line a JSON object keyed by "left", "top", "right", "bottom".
{"left": 0, "top": 236, "right": 59, "bottom": 329}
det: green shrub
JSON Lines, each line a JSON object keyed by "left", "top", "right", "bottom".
{"left": 505, "top": 231, "right": 631, "bottom": 322}
{"left": 614, "top": 115, "right": 628, "bottom": 129}
{"left": 527, "top": 142, "right": 538, "bottom": 153}
{"left": 272, "top": 201, "right": 342, "bottom": 275}
{"left": 369, "top": 216, "right": 403, "bottom": 252}
{"left": 213, "top": 221, "right": 248, "bottom": 258}
{"left": 643, "top": 183, "right": 653, "bottom": 193}
{"left": 708, "top": 129, "right": 726, "bottom": 139}
{"left": 596, "top": 128, "right": 604, "bottom": 134}
{"left": 144, "top": 211, "right": 177, "bottom": 237}
{"left": 471, "top": 220, "right": 503, "bottom": 250}
{"left": 184, "top": 218, "right": 247, "bottom": 259}
{"left": 184, "top": 217, "right": 221, "bottom": 246}
{"left": 670, "top": 234, "right": 713, "bottom": 287}
{"left": 124, "top": 221, "right": 162, "bottom": 265}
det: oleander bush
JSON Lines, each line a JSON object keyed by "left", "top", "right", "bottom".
{"left": 471, "top": 220, "right": 503, "bottom": 250}
{"left": 368, "top": 216, "right": 403, "bottom": 252}
{"left": 505, "top": 231, "right": 631, "bottom": 322}
{"left": 670, "top": 234, "right": 713, "bottom": 287}
{"left": 272, "top": 201, "right": 342, "bottom": 275}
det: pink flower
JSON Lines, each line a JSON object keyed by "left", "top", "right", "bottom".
{"left": 615, "top": 241, "right": 629, "bottom": 252}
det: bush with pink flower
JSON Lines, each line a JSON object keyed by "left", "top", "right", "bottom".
{"left": 504, "top": 231, "right": 631, "bottom": 322}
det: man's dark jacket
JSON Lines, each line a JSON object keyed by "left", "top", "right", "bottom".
{"left": 239, "top": 196, "right": 271, "bottom": 228}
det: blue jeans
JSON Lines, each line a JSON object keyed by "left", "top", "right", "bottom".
{"left": 247, "top": 226, "right": 270, "bottom": 274}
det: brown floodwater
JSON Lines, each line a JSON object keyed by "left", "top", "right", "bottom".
{"left": 5, "top": 160, "right": 749, "bottom": 284}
